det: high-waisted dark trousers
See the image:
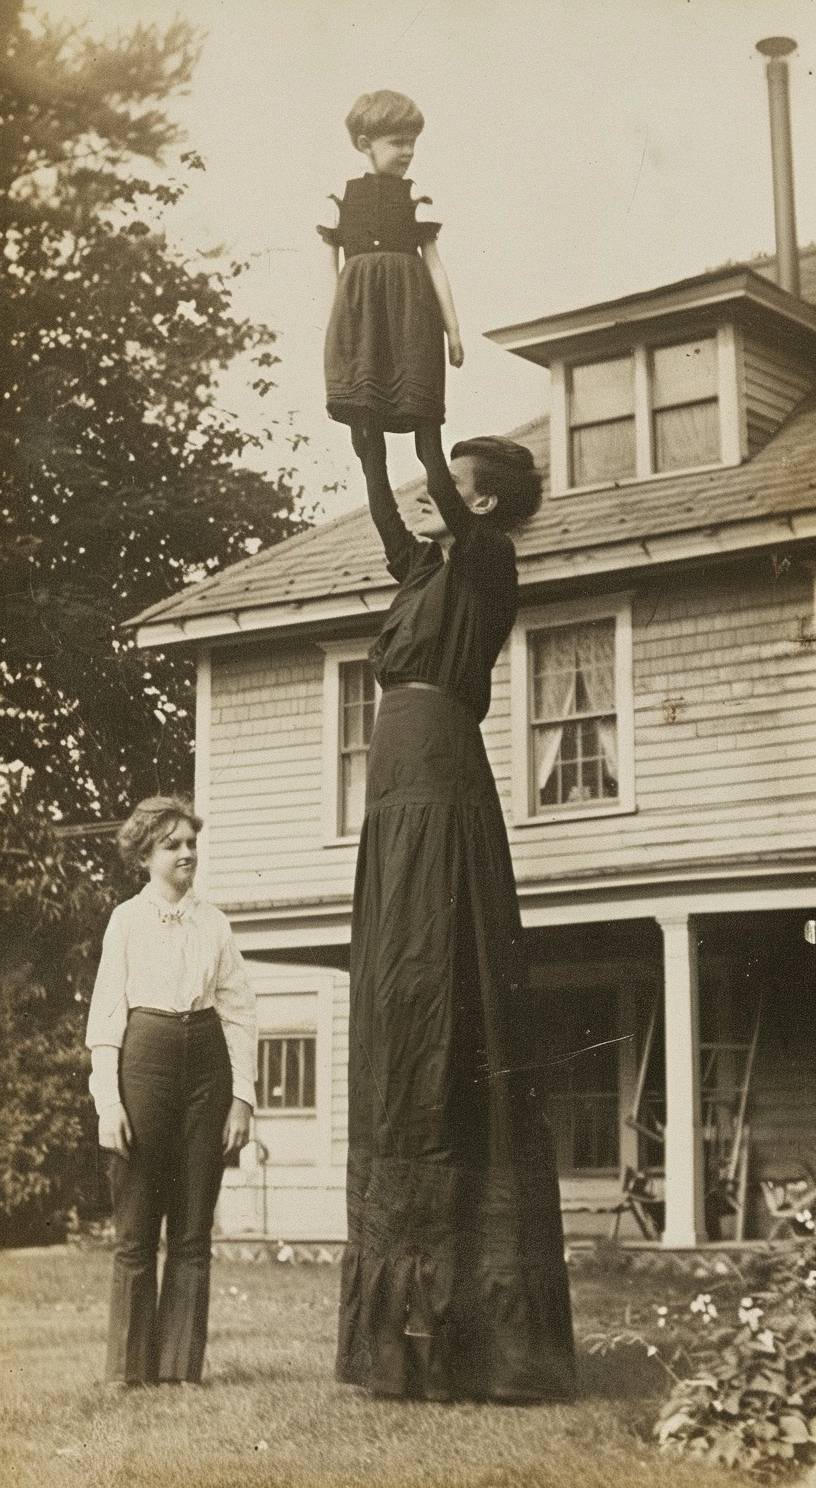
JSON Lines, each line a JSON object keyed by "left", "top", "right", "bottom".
{"left": 105, "top": 1006, "right": 232, "bottom": 1384}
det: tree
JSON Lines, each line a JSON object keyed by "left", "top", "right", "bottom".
{"left": 0, "top": 0, "right": 305, "bottom": 822}
{"left": 0, "top": 774, "right": 124, "bottom": 1242}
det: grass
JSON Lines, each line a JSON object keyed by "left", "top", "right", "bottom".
{"left": 0, "top": 1245, "right": 761, "bottom": 1488}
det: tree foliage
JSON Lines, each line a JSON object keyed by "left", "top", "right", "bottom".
{"left": 0, "top": 775, "right": 124, "bottom": 1242}
{"left": 0, "top": 0, "right": 305, "bottom": 821}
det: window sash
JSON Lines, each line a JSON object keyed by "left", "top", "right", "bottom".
{"left": 528, "top": 619, "right": 619, "bottom": 811}
{"left": 338, "top": 660, "right": 376, "bottom": 836}
{"left": 651, "top": 337, "right": 717, "bottom": 409}
{"left": 256, "top": 1035, "right": 316, "bottom": 1110}
{"left": 570, "top": 355, "right": 634, "bottom": 423}
{"left": 653, "top": 397, "right": 720, "bottom": 473}
{"left": 561, "top": 334, "right": 721, "bottom": 489}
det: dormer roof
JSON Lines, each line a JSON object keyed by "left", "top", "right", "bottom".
{"left": 485, "top": 264, "right": 816, "bottom": 367}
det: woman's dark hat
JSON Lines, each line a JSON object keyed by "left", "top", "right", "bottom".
{"left": 450, "top": 436, "right": 535, "bottom": 469}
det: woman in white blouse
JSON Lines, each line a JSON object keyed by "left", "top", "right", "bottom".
{"left": 85, "top": 795, "right": 257, "bottom": 1387}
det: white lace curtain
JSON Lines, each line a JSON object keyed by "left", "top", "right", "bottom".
{"left": 533, "top": 624, "right": 618, "bottom": 801}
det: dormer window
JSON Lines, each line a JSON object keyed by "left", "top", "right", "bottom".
{"left": 563, "top": 333, "right": 721, "bottom": 491}
{"left": 651, "top": 337, "right": 719, "bottom": 473}
{"left": 488, "top": 266, "right": 816, "bottom": 497}
{"left": 568, "top": 356, "right": 635, "bottom": 486}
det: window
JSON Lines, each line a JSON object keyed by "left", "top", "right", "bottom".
{"left": 530, "top": 619, "right": 618, "bottom": 809}
{"left": 569, "top": 355, "right": 636, "bottom": 487}
{"left": 256, "top": 1035, "right": 316, "bottom": 1111}
{"left": 321, "top": 645, "right": 380, "bottom": 843}
{"left": 544, "top": 988, "right": 620, "bottom": 1173}
{"left": 553, "top": 330, "right": 726, "bottom": 492}
{"left": 510, "top": 595, "right": 634, "bottom": 824}
{"left": 338, "top": 660, "right": 376, "bottom": 837}
{"left": 651, "top": 338, "right": 719, "bottom": 472}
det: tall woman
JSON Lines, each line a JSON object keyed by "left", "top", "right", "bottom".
{"left": 337, "top": 432, "right": 576, "bottom": 1403}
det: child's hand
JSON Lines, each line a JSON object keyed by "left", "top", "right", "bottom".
{"left": 448, "top": 335, "right": 464, "bottom": 368}
{"left": 222, "top": 1097, "right": 252, "bottom": 1158}
{"left": 98, "top": 1102, "right": 132, "bottom": 1159}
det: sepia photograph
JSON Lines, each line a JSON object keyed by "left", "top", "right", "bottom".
{"left": 2, "top": 1, "right": 816, "bottom": 1484}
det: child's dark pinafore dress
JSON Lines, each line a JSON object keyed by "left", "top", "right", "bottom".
{"left": 319, "top": 174, "right": 445, "bottom": 432}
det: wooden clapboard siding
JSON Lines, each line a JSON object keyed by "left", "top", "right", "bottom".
{"left": 741, "top": 332, "right": 814, "bottom": 457}
{"left": 508, "top": 563, "right": 816, "bottom": 881}
{"left": 208, "top": 641, "right": 332, "bottom": 902}
{"left": 205, "top": 562, "right": 815, "bottom": 908}
{"left": 331, "top": 970, "right": 350, "bottom": 1168}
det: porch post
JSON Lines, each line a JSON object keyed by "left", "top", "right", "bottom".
{"left": 657, "top": 912, "right": 706, "bottom": 1247}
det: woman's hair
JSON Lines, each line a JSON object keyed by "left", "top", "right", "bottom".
{"left": 345, "top": 90, "right": 424, "bottom": 147}
{"left": 117, "top": 795, "right": 203, "bottom": 872}
{"left": 451, "top": 436, "right": 543, "bottom": 531}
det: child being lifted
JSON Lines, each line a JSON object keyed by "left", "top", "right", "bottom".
{"left": 318, "top": 89, "right": 463, "bottom": 493}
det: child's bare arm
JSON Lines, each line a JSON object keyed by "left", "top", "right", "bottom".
{"left": 421, "top": 239, "right": 463, "bottom": 367}
{"left": 323, "top": 241, "right": 340, "bottom": 319}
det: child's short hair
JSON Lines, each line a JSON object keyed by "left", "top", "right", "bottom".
{"left": 345, "top": 90, "right": 424, "bottom": 147}
{"left": 450, "top": 436, "right": 543, "bottom": 532}
{"left": 117, "top": 795, "right": 203, "bottom": 871}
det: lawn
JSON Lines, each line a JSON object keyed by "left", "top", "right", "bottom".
{"left": 0, "top": 1245, "right": 761, "bottom": 1488}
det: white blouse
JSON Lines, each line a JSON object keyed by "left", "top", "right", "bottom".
{"left": 85, "top": 884, "right": 257, "bottom": 1113}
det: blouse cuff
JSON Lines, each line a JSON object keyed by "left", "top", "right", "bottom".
{"left": 231, "top": 1074, "right": 256, "bottom": 1109}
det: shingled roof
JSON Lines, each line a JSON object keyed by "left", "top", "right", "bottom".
{"left": 129, "top": 250, "right": 816, "bottom": 636}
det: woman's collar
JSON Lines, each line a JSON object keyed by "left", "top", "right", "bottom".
{"left": 140, "top": 882, "right": 199, "bottom": 923}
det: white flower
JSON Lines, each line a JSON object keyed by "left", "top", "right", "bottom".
{"left": 690, "top": 1292, "right": 717, "bottom": 1322}
{"left": 804, "top": 1270, "right": 816, "bottom": 1291}
{"left": 738, "top": 1297, "right": 763, "bottom": 1331}
{"left": 646, "top": 1344, "right": 658, "bottom": 1358}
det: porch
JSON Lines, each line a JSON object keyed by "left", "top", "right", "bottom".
{"left": 528, "top": 908, "right": 816, "bottom": 1246}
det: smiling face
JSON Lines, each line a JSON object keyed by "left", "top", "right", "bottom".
{"left": 416, "top": 455, "right": 498, "bottom": 540}
{"left": 359, "top": 130, "right": 416, "bottom": 177}
{"left": 142, "top": 816, "right": 199, "bottom": 901}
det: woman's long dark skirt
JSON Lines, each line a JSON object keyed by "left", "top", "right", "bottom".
{"left": 336, "top": 687, "right": 576, "bottom": 1402}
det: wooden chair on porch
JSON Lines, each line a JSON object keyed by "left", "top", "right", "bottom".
{"left": 611, "top": 994, "right": 761, "bottom": 1242}
{"left": 757, "top": 1161, "right": 816, "bottom": 1239}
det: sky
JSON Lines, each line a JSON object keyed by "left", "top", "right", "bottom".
{"left": 42, "top": 0, "right": 816, "bottom": 517}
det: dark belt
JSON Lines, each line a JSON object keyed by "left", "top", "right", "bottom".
{"left": 129, "top": 1005, "right": 216, "bottom": 1024}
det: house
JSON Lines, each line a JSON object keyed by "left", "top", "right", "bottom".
{"left": 127, "top": 239, "right": 816, "bottom": 1248}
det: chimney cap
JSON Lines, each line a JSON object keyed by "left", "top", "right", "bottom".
{"left": 756, "top": 36, "right": 797, "bottom": 59}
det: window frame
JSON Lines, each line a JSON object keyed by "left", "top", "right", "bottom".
{"left": 320, "top": 642, "right": 380, "bottom": 846}
{"left": 255, "top": 1031, "right": 318, "bottom": 1115}
{"left": 567, "top": 352, "right": 637, "bottom": 489}
{"left": 510, "top": 593, "right": 635, "bottom": 827}
{"left": 550, "top": 322, "right": 741, "bottom": 496}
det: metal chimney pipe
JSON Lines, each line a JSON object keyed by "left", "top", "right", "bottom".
{"left": 756, "top": 36, "right": 800, "bottom": 297}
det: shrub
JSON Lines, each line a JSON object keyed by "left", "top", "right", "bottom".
{"left": 655, "top": 1245, "right": 816, "bottom": 1478}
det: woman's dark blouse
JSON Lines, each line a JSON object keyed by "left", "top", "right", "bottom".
{"left": 367, "top": 479, "right": 518, "bottom": 724}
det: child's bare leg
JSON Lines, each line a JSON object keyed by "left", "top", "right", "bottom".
{"left": 349, "top": 415, "right": 390, "bottom": 470}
